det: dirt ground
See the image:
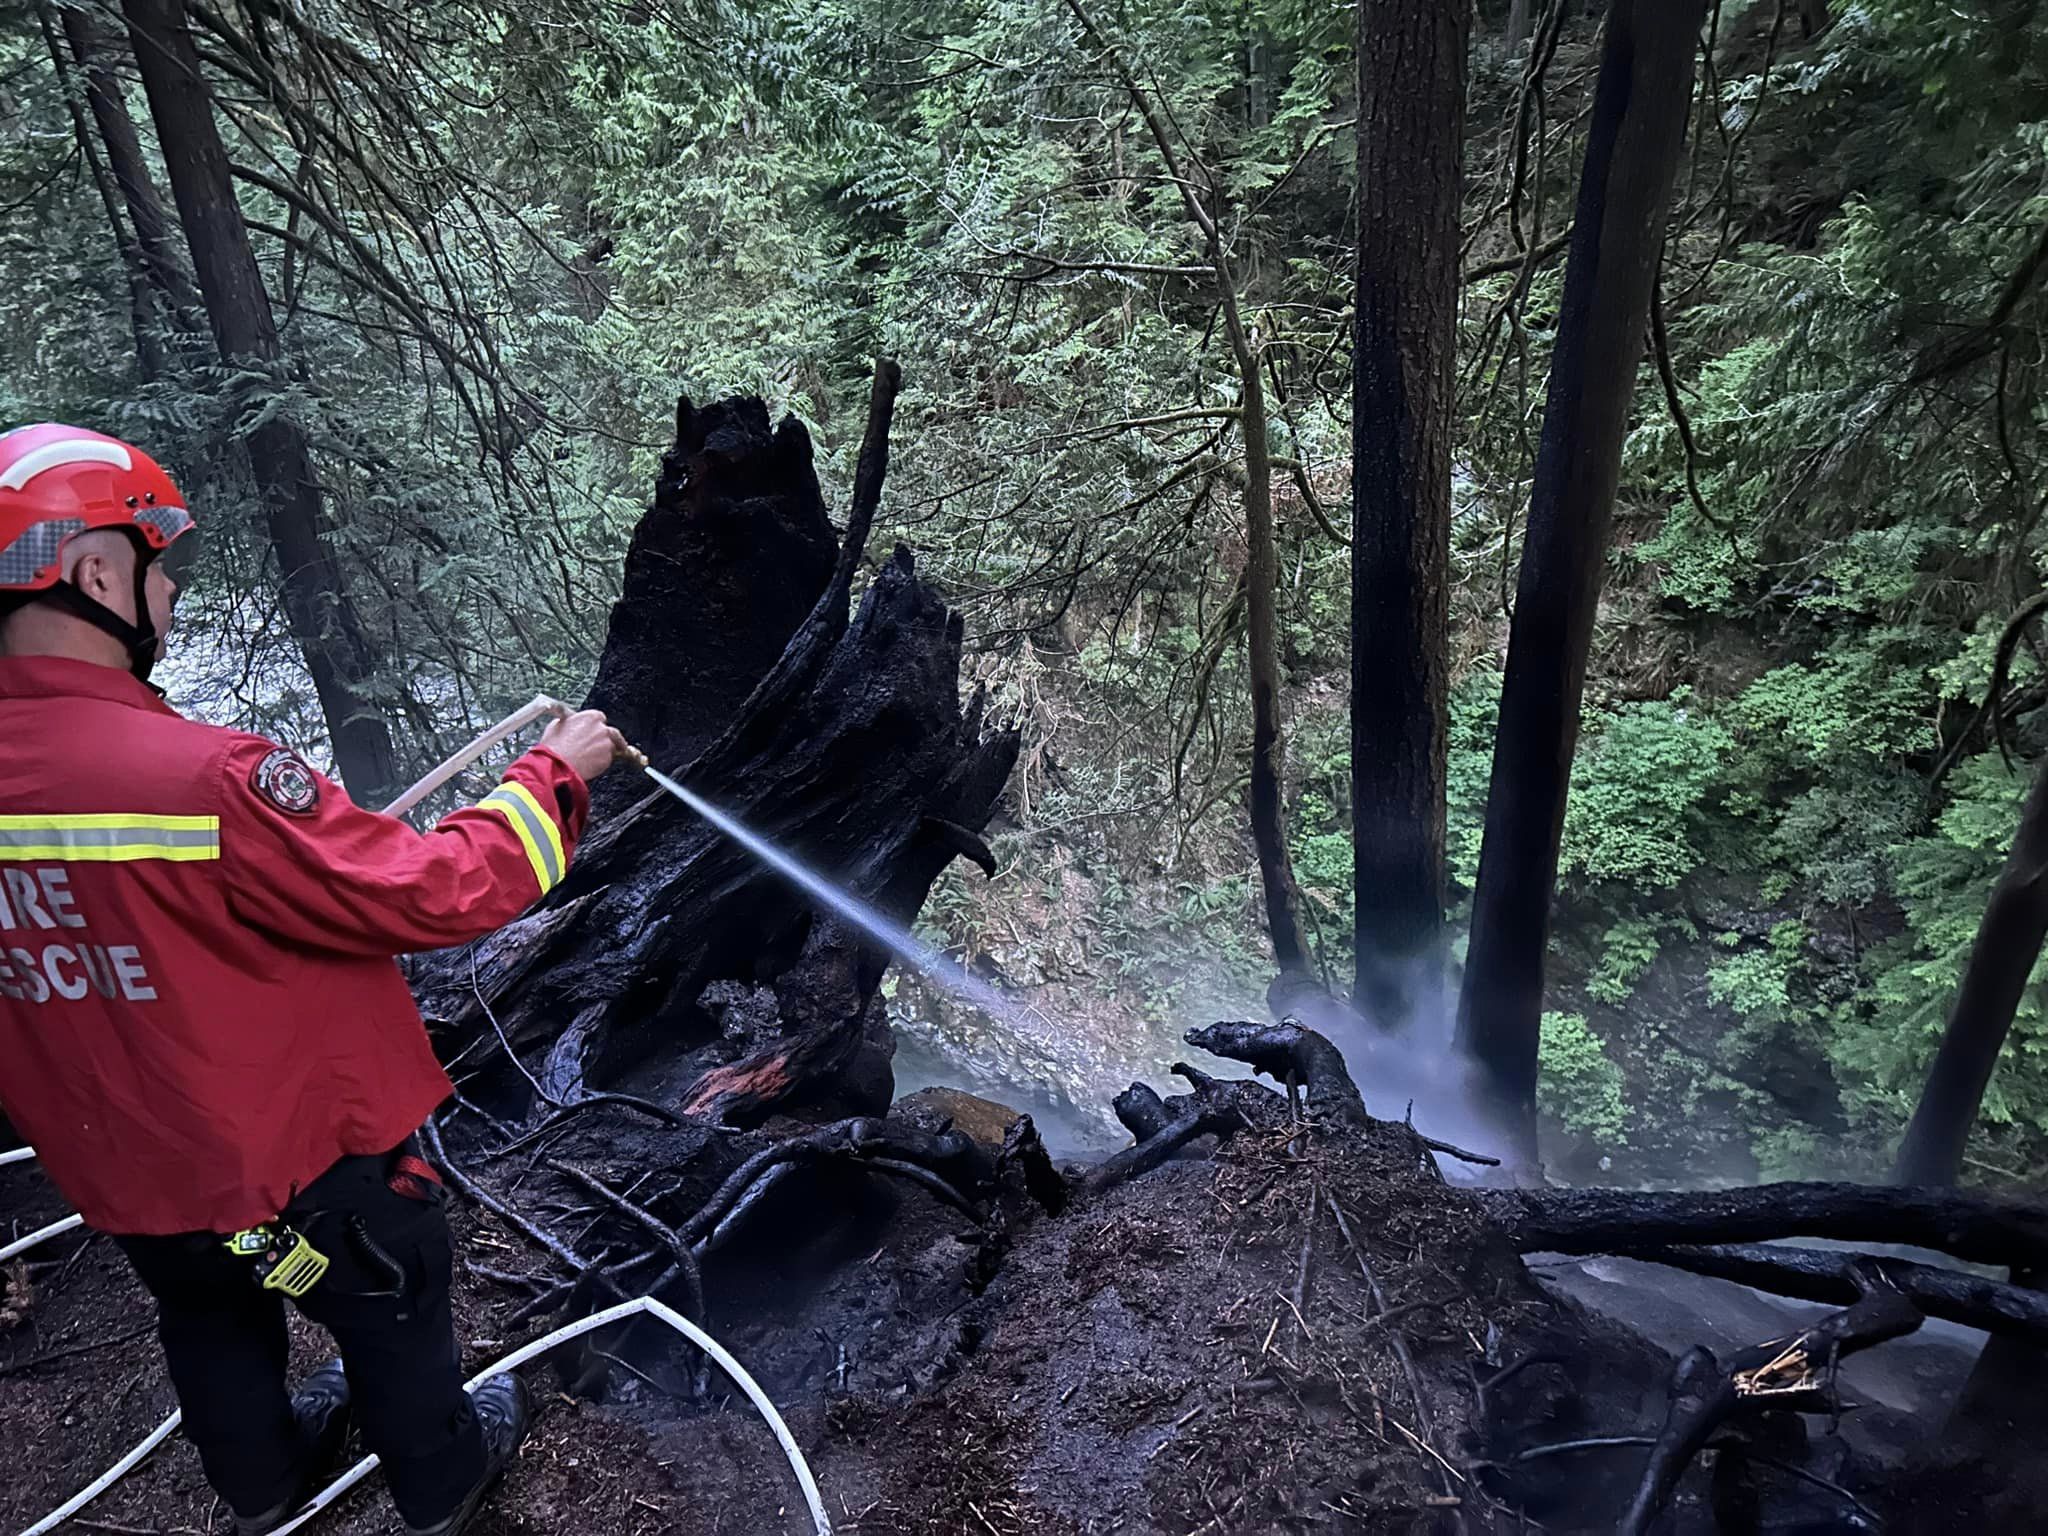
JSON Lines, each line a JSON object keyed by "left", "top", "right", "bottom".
{"left": 0, "top": 1102, "right": 1997, "bottom": 1535}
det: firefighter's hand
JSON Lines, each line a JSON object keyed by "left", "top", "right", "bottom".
{"left": 540, "top": 709, "right": 630, "bottom": 782}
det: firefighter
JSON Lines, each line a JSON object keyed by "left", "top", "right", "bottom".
{"left": 0, "top": 424, "right": 628, "bottom": 1535}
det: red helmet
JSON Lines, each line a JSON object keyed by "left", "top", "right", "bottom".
{"left": 0, "top": 423, "right": 193, "bottom": 592}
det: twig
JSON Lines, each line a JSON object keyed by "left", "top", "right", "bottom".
{"left": 423, "top": 1116, "right": 593, "bottom": 1278}
{"left": 1740, "top": 1447, "right": 1884, "bottom": 1529}
{"left": 1417, "top": 1135, "right": 1501, "bottom": 1168}
{"left": 1465, "top": 227, "right": 1571, "bottom": 284}
{"left": 1512, "top": 1434, "right": 1654, "bottom": 1463}
{"left": 1984, "top": 592, "right": 2048, "bottom": 769}
{"left": 545, "top": 1156, "right": 707, "bottom": 1328}
{"left": 1290, "top": 1174, "right": 1319, "bottom": 1346}
{"left": 0, "top": 1321, "right": 156, "bottom": 1378}
{"left": 481, "top": 1093, "right": 689, "bottom": 1161}
{"left": 1650, "top": 271, "right": 1730, "bottom": 536}
{"left": 859, "top": 1156, "right": 986, "bottom": 1221}
{"left": 472, "top": 949, "right": 559, "bottom": 1107}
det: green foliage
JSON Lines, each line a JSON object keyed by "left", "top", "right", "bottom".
{"left": 1586, "top": 918, "right": 1664, "bottom": 1006}
{"left": 1560, "top": 697, "right": 1731, "bottom": 890}
{"left": 1538, "top": 1012, "right": 1630, "bottom": 1147}
{"left": 1707, "top": 921, "right": 1807, "bottom": 1030}
{"left": 1446, "top": 669, "right": 1502, "bottom": 895}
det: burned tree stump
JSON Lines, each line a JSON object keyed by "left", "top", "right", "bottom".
{"left": 411, "top": 371, "right": 1017, "bottom": 1124}
{"left": 579, "top": 395, "right": 837, "bottom": 825}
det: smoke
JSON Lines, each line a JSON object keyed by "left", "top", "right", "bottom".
{"left": 1279, "top": 956, "right": 1512, "bottom": 1178}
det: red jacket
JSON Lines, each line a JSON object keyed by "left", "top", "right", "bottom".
{"left": 0, "top": 656, "right": 588, "bottom": 1235}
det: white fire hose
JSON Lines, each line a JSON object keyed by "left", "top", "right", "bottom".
{"left": 0, "top": 1212, "right": 82, "bottom": 1264}
{"left": 4, "top": 1145, "right": 833, "bottom": 1536}
{"left": 381, "top": 694, "right": 572, "bottom": 819}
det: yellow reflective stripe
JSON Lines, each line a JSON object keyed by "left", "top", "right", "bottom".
{"left": 0, "top": 815, "right": 219, "bottom": 862}
{"left": 498, "top": 782, "right": 566, "bottom": 880}
{"left": 478, "top": 785, "right": 563, "bottom": 894}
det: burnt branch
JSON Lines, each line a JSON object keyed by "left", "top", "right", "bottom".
{"left": 1113, "top": 1083, "right": 1175, "bottom": 1142}
{"left": 1618, "top": 1264, "right": 1922, "bottom": 1536}
{"left": 678, "top": 1117, "right": 990, "bottom": 1251}
{"left": 1085, "top": 1066, "right": 1280, "bottom": 1195}
{"left": 1184, "top": 1020, "right": 1368, "bottom": 1127}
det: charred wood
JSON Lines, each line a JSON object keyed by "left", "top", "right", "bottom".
{"left": 578, "top": 393, "right": 837, "bottom": 823}
{"left": 1482, "top": 1180, "right": 2048, "bottom": 1270}
{"left": 1631, "top": 1240, "right": 2048, "bottom": 1344}
{"left": 996, "top": 1114, "right": 1070, "bottom": 1217}
{"left": 1617, "top": 1264, "right": 1921, "bottom": 1536}
{"left": 1113, "top": 1083, "right": 1175, "bottom": 1142}
{"left": 1184, "top": 1019, "right": 1369, "bottom": 1127}
{"left": 410, "top": 378, "right": 1017, "bottom": 1118}
{"left": 1085, "top": 1065, "right": 1282, "bottom": 1195}
{"left": 675, "top": 1116, "right": 991, "bottom": 1253}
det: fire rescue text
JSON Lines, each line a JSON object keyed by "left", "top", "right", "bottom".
{"left": 0, "top": 865, "right": 155, "bottom": 1003}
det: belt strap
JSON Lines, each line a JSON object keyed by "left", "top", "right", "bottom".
{"left": 388, "top": 1153, "right": 443, "bottom": 1201}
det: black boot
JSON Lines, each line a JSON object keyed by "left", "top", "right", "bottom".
{"left": 231, "top": 1360, "right": 352, "bottom": 1536}
{"left": 403, "top": 1373, "right": 531, "bottom": 1536}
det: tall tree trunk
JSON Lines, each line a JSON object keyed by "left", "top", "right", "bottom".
{"left": 1896, "top": 756, "right": 2048, "bottom": 1488}
{"left": 1060, "top": 0, "right": 1314, "bottom": 994}
{"left": 1507, "top": 0, "right": 1533, "bottom": 50}
{"left": 35, "top": 1, "right": 158, "bottom": 379}
{"left": 1454, "top": 0, "right": 1706, "bottom": 1163}
{"left": 1239, "top": 327, "right": 1316, "bottom": 993}
{"left": 1896, "top": 756, "right": 2048, "bottom": 1186}
{"left": 58, "top": 7, "right": 201, "bottom": 331}
{"left": 121, "top": 0, "right": 398, "bottom": 802}
{"left": 1351, "top": 0, "right": 1469, "bottom": 1029}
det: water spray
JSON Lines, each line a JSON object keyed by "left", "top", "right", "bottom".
{"left": 389, "top": 697, "right": 1025, "bottom": 1031}
{"left": 638, "top": 765, "right": 1024, "bottom": 1024}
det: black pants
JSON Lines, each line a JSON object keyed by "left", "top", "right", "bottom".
{"left": 116, "top": 1143, "right": 485, "bottom": 1529}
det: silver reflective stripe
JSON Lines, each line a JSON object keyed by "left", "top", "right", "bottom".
{"left": 0, "top": 517, "right": 85, "bottom": 587}
{"left": 0, "top": 817, "right": 221, "bottom": 863}
{"left": 481, "top": 787, "right": 563, "bottom": 889}
{"left": 133, "top": 505, "right": 193, "bottom": 543}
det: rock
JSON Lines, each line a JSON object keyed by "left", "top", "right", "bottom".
{"left": 893, "top": 1086, "right": 1026, "bottom": 1150}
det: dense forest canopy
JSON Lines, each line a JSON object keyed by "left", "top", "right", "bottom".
{"left": 4, "top": 0, "right": 2048, "bottom": 1184}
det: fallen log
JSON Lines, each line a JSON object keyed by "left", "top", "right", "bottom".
{"left": 1481, "top": 1180, "right": 2048, "bottom": 1270}
{"left": 1628, "top": 1240, "right": 2048, "bottom": 1344}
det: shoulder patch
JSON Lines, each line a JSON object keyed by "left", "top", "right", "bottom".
{"left": 250, "top": 748, "right": 321, "bottom": 816}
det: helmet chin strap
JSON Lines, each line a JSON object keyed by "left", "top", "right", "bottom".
{"left": 35, "top": 565, "right": 160, "bottom": 682}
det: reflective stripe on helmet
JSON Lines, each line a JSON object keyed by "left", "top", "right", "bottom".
{"left": 0, "top": 814, "right": 221, "bottom": 862}
{"left": 479, "top": 783, "right": 564, "bottom": 893}
{"left": 131, "top": 504, "right": 192, "bottom": 545}
{"left": 0, "top": 517, "right": 86, "bottom": 587}
{"left": 0, "top": 438, "right": 131, "bottom": 491}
